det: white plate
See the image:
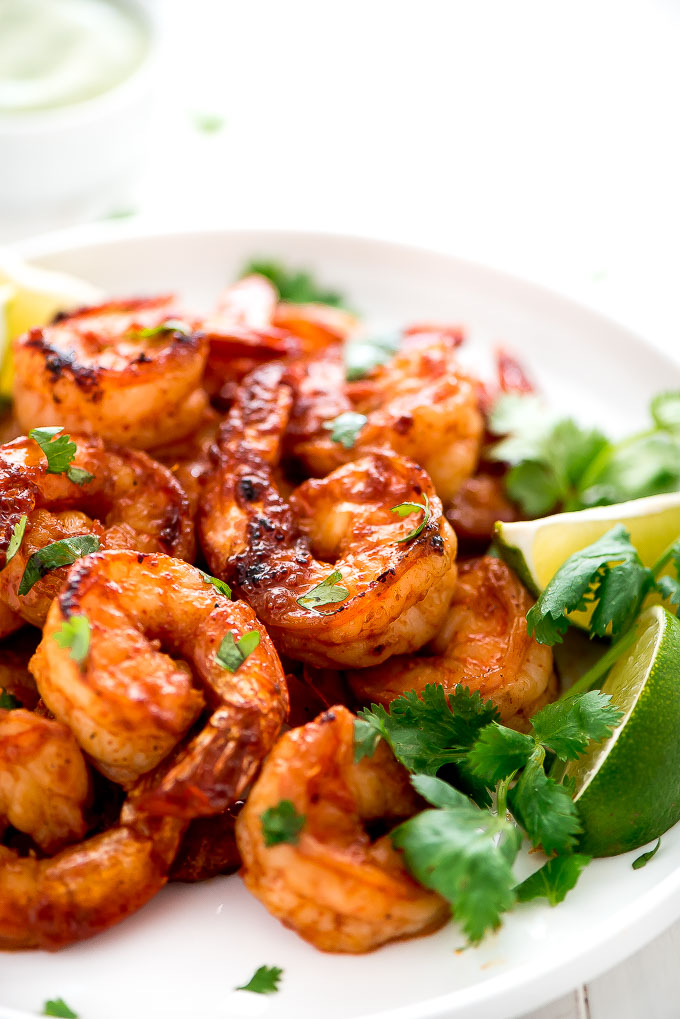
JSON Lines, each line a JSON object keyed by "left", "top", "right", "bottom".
{"left": 2, "top": 226, "right": 680, "bottom": 1019}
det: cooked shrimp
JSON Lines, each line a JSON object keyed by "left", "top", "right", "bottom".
{"left": 199, "top": 364, "right": 458, "bottom": 668}
{"left": 287, "top": 335, "right": 484, "bottom": 502}
{"left": 0, "top": 602, "right": 23, "bottom": 640}
{"left": 347, "top": 556, "right": 556, "bottom": 730}
{"left": 150, "top": 406, "right": 221, "bottom": 515}
{"left": 0, "top": 709, "right": 90, "bottom": 853}
{"left": 31, "top": 550, "right": 288, "bottom": 807}
{"left": 0, "top": 432, "right": 195, "bottom": 628}
{"left": 446, "top": 472, "right": 519, "bottom": 545}
{"left": 236, "top": 704, "right": 447, "bottom": 952}
{"left": 0, "top": 804, "right": 185, "bottom": 950}
{"left": 12, "top": 298, "right": 208, "bottom": 448}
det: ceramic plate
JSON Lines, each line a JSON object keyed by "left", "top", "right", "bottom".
{"left": 2, "top": 226, "right": 679, "bottom": 1019}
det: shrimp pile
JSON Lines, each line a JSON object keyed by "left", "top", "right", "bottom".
{"left": 0, "top": 263, "right": 556, "bottom": 954}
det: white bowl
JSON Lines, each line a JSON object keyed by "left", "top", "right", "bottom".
{"left": 0, "top": 0, "right": 159, "bottom": 239}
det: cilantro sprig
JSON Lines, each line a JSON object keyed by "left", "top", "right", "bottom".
{"left": 236, "top": 964, "right": 283, "bottom": 995}
{"left": 43, "top": 1000, "right": 78, "bottom": 1019}
{"left": 356, "top": 683, "right": 621, "bottom": 943}
{"left": 489, "top": 391, "right": 680, "bottom": 516}
{"left": 260, "top": 800, "right": 306, "bottom": 847}
{"left": 323, "top": 411, "right": 367, "bottom": 449}
{"left": 3, "top": 514, "right": 27, "bottom": 567}
{"left": 215, "top": 630, "right": 260, "bottom": 672}
{"left": 52, "top": 615, "right": 91, "bottom": 667}
{"left": 29, "top": 427, "right": 94, "bottom": 487}
{"left": 241, "top": 259, "right": 345, "bottom": 307}
{"left": 391, "top": 495, "right": 430, "bottom": 543}
{"left": 18, "top": 535, "right": 100, "bottom": 595}
{"left": 297, "top": 570, "right": 350, "bottom": 611}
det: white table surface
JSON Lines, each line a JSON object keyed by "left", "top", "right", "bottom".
{"left": 6, "top": 1, "right": 680, "bottom": 1016}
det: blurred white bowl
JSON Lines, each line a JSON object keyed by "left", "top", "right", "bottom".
{"left": 0, "top": 0, "right": 159, "bottom": 240}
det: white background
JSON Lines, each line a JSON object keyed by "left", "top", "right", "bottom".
{"left": 7, "top": 1, "right": 680, "bottom": 1016}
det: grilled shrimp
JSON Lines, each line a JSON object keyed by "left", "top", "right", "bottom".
{"left": 31, "top": 550, "right": 288, "bottom": 808}
{"left": 348, "top": 556, "right": 556, "bottom": 730}
{"left": 0, "top": 432, "right": 194, "bottom": 628}
{"left": 13, "top": 298, "right": 208, "bottom": 448}
{"left": 0, "top": 803, "right": 185, "bottom": 950}
{"left": 286, "top": 335, "right": 483, "bottom": 502}
{"left": 199, "top": 364, "right": 458, "bottom": 668}
{"left": 0, "top": 709, "right": 90, "bottom": 853}
{"left": 236, "top": 705, "right": 447, "bottom": 952}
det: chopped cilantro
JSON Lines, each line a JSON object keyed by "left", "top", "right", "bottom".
{"left": 133, "top": 319, "right": 191, "bottom": 339}
{"left": 43, "top": 1000, "right": 78, "bottom": 1019}
{"left": 0, "top": 688, "right": 21, "bottom": 710}
{"left": 515, "top": 853, "right": 591, "bottom": 905}
{"left": 4, "top": 514, "right": 27, "bottom": 567}
{"left": 242, "top": 259, "right": 345, "bottom": 307}
{"left": 215, "top": 630, "right": 260, "bottom": 672}
{"left": 632, "top": 838, "right": 661, "bottom": 870}
{"left": 29, "top": 427, "right": 94, "bottom": 487}
{"left": 52, "top": 615, "right": 91, "bottom": 666}
{"left": 260, "top": 800, "right": 305, "bottom": 847}
{"left": 198, "top": 569, "right": 232, "bottom": 598}
{"left": 18, "top": 535, "right": 100, "bottom": 596}
{"left": 323, "top": 411, "right": 367, "bottom": 449}
{"left": 344, "top": 333, "right": 400, "bottom": 381}
{"left": 391, "top": 494, "right": 430, "bottom": 542}
{"left": 236, "top": 964, "right": 283, "bottom": 995}
{"left": 296, "top": 570, "right": 349, "bottom": 611}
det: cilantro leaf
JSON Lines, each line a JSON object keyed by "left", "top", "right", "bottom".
{"left": 357, "top": 684, "right": 499, "bottom": 780}
{"left": 526, "top": 524, "right": 653, "bottom": 644}
{"left": 0, "top": 688, "right": 21, "bottom": 710}
{"left": 632, "top": 838, "right": 661, "bottom": 870}
{"left": 353, "top": 718, "right": 382, "bottom": 762}
{"left": 391, "top": 495, "right": 430, "bottom": 543}
{"left": 323, "top": 411, "right": 367, "bottom": 449}
{"left": 242, "top": 259, "right": 345, "bottom": 307}
{"left": 215, "top": 630, "right": 260, "bottom": 672}
{"left": 236, "top": 965, "right": 283, "bottom": 995}
{"left": 52, "top": 615, "right": 91, "bottom": 666}
{"left": 578, "top": 432, "right": 680, "bottom": 508}
{"left": 29, "top": 427, "right": 94, "bottom": 487}
{"left": 529, "top": 690, "right": 622, "bottom": 761}
{"left": 345, "top": 334, "right": 400, "bottom": 381}
{"left": 18, "top": 535, "right": 100, "bottom": 596}
{"left": 4, "top": 514, "right": 27, "bottom": 566}
{"left": 133, "top": 319, "right": 191, "bottom": 339}
{"left": 505, "top": 461, "right": 563, "bottom": 518}
{"left": 43, "top": 1000, "right": 78, "bottom": 1019}
{"left": 260, "top": 800, "right": 305, "bottom": 847}
{"left": 650, "top": 392, "right": 680, "bottom": 431}
{"left": 198, "top": 569, "right": 232, "bottom": 598}
{"left": 392, "top": 779, "right": 519, "bottom": 944}
{"left": 296, "top": 570, "right": 349, "bottom": 611}
{"left": 515, "top": 853, "right": 591, "bottom": 905}
{"left": 508, "top": 753, "right": 582, "bottom": 854}
{"left": 466, "top": 724, "right": 535, "bottom": 786}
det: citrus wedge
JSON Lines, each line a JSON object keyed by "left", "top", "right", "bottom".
{"left": 552, "top": 605, "right": 680, "bottom": 856}
{"left": 0, "top": 253, "right": 102, "bottom": 399}
{"left": 495, "top": 491, "right": 680, "bottom": 629}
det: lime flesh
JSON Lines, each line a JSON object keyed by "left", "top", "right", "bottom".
{"left": 555, "top": 605, "right": 680, "bottom": 856}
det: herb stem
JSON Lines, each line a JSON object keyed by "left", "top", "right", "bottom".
{"left": 650, "top": 538, "right": 680, "bottom": 579}
{"left": 577, "top": 427, "right": 658, "bottom": 495}
{"left": 560, "top": 628, "right": 637, "bottom": 701}
{"left": 496, "top": 772, "right": 515, "bottom": 818}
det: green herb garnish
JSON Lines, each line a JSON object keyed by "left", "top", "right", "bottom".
{"left": 296, "top": 570, "right": 349, "bottom": 611}
{"left": 4, "top": 514, "right": 27, "bottom": 566}
{"left": 43, "top": 1000, "right": 78, "bottom": 1019}
{"left": 18, "top": 535, "right": 100, "bottom": 596}
{"left": 242, "top": 259, "right": 345, "bottom": 307}
{"left": 52, "top": 615, "right": 91, "bottom": 666}
{"left": 236, "top": 965, "right": 283, "bottom": 995}
{"left": 0, "top": 688, "right": 21, "bottom": 710}
{"left": 391, "top": 495, "right": 430, "bottom": 542}
{"left": 260, "top": 800, "right": 306, "bottom": 847}
{"left": 344, "top": 333, "right": 400, "bottom": 381}
{"left": 323, "top": 411, "right": 367, "bottom": 449}
{"left": 29, "top": 427, "right": 94, "bottom": 487}
{"left": 515, "top": 853, "right": 592, "bottom": 905}
{"left": 215, "top": 630, "right": 260, "bottom": 672}
{"left": 632, "top": 838, "right": 661, "bottom": 870}
{"left": 133, "top": 319, "right": 191, "bottom": 339}
{"left": 198, "top": 569, "right": 232, "bottom": 598}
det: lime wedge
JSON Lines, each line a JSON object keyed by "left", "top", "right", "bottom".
{"left": 495, "top": 492, "right": 680, "bottom": 629}
{"left": 554, "top": 605, "right": 680, "bottom": 856}
{"left": 0, "top": 253, "right": 102, "bottom": 399}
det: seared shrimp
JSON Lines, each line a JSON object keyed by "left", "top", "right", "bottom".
{"left": 287, "top": 335, "right": 483, "bottom": 502}
{"left": 13, "top": 298, "right": 208, "bottom": 448}
{"left": 0, "top": 804, "right": 185, "bottom": 950}
{"left": 236, "top": 705, "right": 447, "bottom": 952}
{"left": 199, "top": 364, "right": 458, "bottom": 668}
{"left": 0, "top": 432, "right": 194, "bottom": 628}
{"left": 32, "top": 550, "right": 288, "bottom": 807}
{"left": 348, "top": 556, "right": 556, "bottom": 730}
{"left": 0, "top": 709, "right": 90, "bottom": 853}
